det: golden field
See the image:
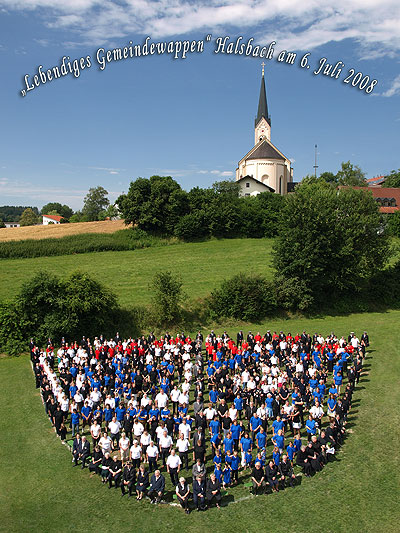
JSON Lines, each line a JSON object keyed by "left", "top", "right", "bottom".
{"left": 0, "top": 219, "right": 126, "bottom": 242}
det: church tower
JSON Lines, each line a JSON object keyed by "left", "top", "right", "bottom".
{"left": 236, "top": 66, "right": 293, "bottom": 196}
{"left": 254, "top": 63, "right": 271, "bottom": 144}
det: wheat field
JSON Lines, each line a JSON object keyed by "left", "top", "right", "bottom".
{"left": 0, "top": 219, "right": 126, "bottom": 242}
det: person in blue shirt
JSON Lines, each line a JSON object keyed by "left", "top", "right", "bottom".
{"left": 81, "top": 402, "right": 92, "bottom": 433}
{"left": 222, "top": 462, "right": 232, "bottom": 488}
{"left": 234, "top": 395, "right": 243, "bottom": 419}
{"left": 223, "top": 432, "right": 234, "bottom": 455}
{"left": 209, "top": 388, "right": 218, "bottom": 405}
{"left": 306, "top": 415, "right": 317, "bottom": 441}
{"left": 104, "top": 406, "right": 114, "bottom": 424}
{"left": 293, "top": 434, "right": 302, "bottom": 453}
{"left": 244, "top": 450, "right": 253, "bottom": 469}
{"left": 272, "top": 415, "right": 284, "bottom": 435}
{"left": 256, "top": 427, "right": 267, "bottom": 451}
{"left": 272, "top": 429, "right": 285, "bottom": 452}
{"left": 286, "top": 441, "right": 296, "bottom": 464}
{"left": 214, "top": 463, "right": 223, "bottom": 482}
{"left": 230, "top": 450, "right": 240, "bottom": 485}
{"left": 209, "top": 416, "right": 220, "bottom": 436}
{"left": 265, "top": 394, "right": 274, "bottom": 419}
{"left": 327, "top": 394, "right": 337, "bottom": 418}
{"left": 230, "top": 420, "right": 242, "bottom": 449}
{"left": 272, "top": 446, "right": 281, "bottom": 466}
{"left": 213, "top": 448, "right": 222, "bottom": 467}
{"left": 69, "top": 383, "right": 77, "bottom": 399}
{"left": 240, "top": 432, "right": 253, "bottom": 467}
{"left": 334, "top": 372, "right": 343, "bottom": 394}
{"left": 115, "top": 405, "right": 126, "bottom": 423}
{"left": 249, "top": 415, "right": 262, "bottom": 442}
{"left": 71, "top": 409, "right": 80, "bottom": 436}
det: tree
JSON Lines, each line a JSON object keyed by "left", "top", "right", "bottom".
{"left": 336, "top": 161, "right": 366, "bottom": 186}
{"left": 384, "top": 169, "right": 400, "bottom": 188}
{"left": 387, "top": 211, "right": 400, "bottom": 237}
{"left": 41, "top": 202, "right": 73, "bottom": 219}
{"left": 273, "top": 181, "right": 388, "bottom": 309}
{"left": 118, "top": 176, "right": 188, "bottom": 234}
{"left": 0, "top": 218, "right": 5, "bottom": 228}
{"left": 82, "top": 186, "right": 109, "bottom": 221}
{"left": 19, "top": 208, "right": 39, "bottom": 226}
{"left": 150, "top": 270, "right": 185, "bottom": 325}
{"left": 319, "top": 171, "right": 337, "bottom": 184}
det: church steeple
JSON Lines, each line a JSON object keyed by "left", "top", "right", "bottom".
{"left": 255, "top": 64, "right": 271, "bottom": 127}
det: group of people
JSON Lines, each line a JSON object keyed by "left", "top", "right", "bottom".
{"left": 31, "top": 327, "right": 367, "bottom": 510}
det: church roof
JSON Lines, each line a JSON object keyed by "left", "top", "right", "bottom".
{"left": 255, "top": 73, "right": 270, "bottom": 127}
{"left": 246, "top": 140, "right": 285, "bottom": 161}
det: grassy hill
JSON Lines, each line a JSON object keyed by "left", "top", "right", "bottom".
{"left": 1, "top": 310, "right": 399, "bottom": 533}
{"left": 0, "top": 238, "right": 274, "bottom": 306}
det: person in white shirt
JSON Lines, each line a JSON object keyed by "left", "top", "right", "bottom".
{"left": 119, "top": 432, "right": 130, "bottom": 464}
{"left": 178, "top": 418, "right": 191, "bottom": 440}
{"left": 204, "top": 405, "right": 216, "bottom": 421}
{"left": 146, "top": 441, "right": 159, "bottom": 472}
{"left": 90, "top": 420, "right": 102, "bottom": 445}
{"left": 140, "top": 430, "right": 151, "bottom": 457}
{"left": 170, "top": 386, "right": 180, "bottom": 416}
{"left": 132, "top": 419, "right": 144, "bottom": 438}
{"left": 310, "top": 400, "right": 324, "bottom": 427}
{"left": 155, "top": 390, "right": 168, "bottom": 409}
{"left": 129, "top": 439, "right": 142, "bottom": 468}
{"left": 99, "top": 432, "right": 113, "bottom": 455}
{"left": 166, "top": 449, "right": 181, "bottom": 486}
{"left": 108, "top": 417, "right": 121, "bottom": 445}
{"left": 159, "top": 430, "right": 173, "bottom": 466}
{"left": 229, "top": 405, "right": 238, "bottom": 421}
{"left": 176, "top": 433, "right": 189, "bottom": 470}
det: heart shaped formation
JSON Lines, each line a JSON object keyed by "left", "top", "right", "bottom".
{"left": 31, "top": 329, "right": 366, "bottom": 508}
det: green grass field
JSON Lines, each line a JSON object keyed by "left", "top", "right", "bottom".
{"left": 1, "top": 310, "right": 400, "bottom": 533}
{"left": 0, "top": 238, "right": 274, "bottom": 307}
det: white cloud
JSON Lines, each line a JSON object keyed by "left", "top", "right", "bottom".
{"left": 378, "top": 74, "right": 400, "bottom": 97}
{"left": 88, "top": 166, "right": 125, "bottom": 174}
{"left": 0, "top": 0, "right": 399, "bottom": 58}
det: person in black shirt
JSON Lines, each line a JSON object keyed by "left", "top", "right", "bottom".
{"left": 136, "top": 464, "right": 149, "bottom": 500}
{"left": 296, "top": 445, "right": 312, "bottom": 476}
{"left": 88, "top": 445, "right": 102, "bottom": 475}
{"left": 251, "top": 462, "right": 265, "bottom": 495}
{"left": 108, "top": 455, "right": 122, "bottom": 488}
{"left": 206, "top": 473, "right": 221, "bottom": 509}
{"left": 176, "top": 477, "right": 191, "bottom": 513}
{"left": 121, "top": 461, "right": 136, "bottom": 497}
{"left": 265, "top": 460, "right": 279, "bottom": 492}
{"left": 279, "top": 455, "right": 296, "bottom": 488}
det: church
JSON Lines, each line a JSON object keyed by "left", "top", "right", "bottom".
{"left": 236, "top": 66, "right": 294, "bottom": 196}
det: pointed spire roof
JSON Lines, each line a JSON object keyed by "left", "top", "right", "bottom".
{"left": 255, "top": 67, "right": 270, "bottom": 127}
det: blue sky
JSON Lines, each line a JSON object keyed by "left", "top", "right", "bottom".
{"left": 0, "top": 1, "right": 399, "bottom": 210}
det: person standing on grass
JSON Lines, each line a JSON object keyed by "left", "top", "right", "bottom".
{"left": 71, "top": 408, "right": 80, "bottom": 437}
{"left": 166, "top": 448, "right": 181, "bottom": 486}
{"left": 136, "top": 464, "right": 149, "bottom": 500}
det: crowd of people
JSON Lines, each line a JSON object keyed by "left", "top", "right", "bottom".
{"left": 31, "top": 328, "right": 368, "bottom": 511}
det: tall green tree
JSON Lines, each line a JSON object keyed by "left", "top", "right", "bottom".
{"left": 41, "top": 202, "right": 73, "bottom": 219}
{"left": 273, "top": 182, "right": 388, "bottom": 309}
{"left": 0, "top": 218, "right": 5, "bottom": 228}
{"left": 336, "top": 161, "right": 366, "bottom": 186}
{"left": 117, "top": 176, "right": 188, "bottom": 234}
{"left": 384, "top": 169, "right": 400, "bottom": 188}
{"left": 150, "top": 270, "right": 185, "bottom": 325}
{"left": 19, "top": 208, "right": 39, "bottom": 226}
{"left": 82, "top": 186, "right": 109, "bottom": 221}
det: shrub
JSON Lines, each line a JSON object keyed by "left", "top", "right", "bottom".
{"left": 150, "top": 271, "right": 185, "bottom": 326}
{"left": 208, "top": 272, "right": 277, "bottom": 321}
{"left": 174, "top": 211, "right": 209, "bottom": 241}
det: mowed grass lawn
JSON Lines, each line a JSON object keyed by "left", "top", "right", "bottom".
{"left": 1, "top": 310, "right": 399, "bottom": 533}
{"left": 0, "top": 238, "right": 274, "bottom": 307}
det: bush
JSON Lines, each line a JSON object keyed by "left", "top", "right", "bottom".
{"left": 0, "top": 270, "right": 124, "bottom": 353}
{"left": 208, "top": 272, "right": 277, "bottom": 321}
{"left": 274, "top": 276, "right": 314, "bottom": 312}
{"left": 150, "top": 271, "right": 185, "bottom": 326}
{"left": 174, "top": 211, "right": 209, "bottom": 241}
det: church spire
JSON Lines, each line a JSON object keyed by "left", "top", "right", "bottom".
{"left": 255, "top": 64, "right": 270, "bottom": 127}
